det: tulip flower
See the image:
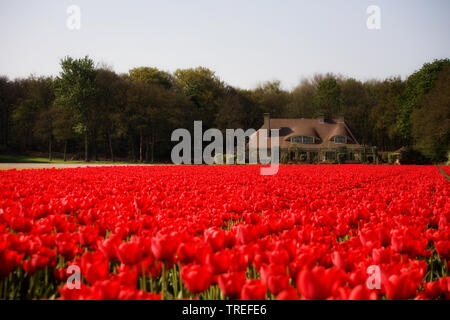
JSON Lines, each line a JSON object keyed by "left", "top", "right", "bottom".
{"left": 181, "top": 264, "right": 212, "bottom": 294}
{"left": 241, "top": 279, "right": 266, "bottom": 300}
{"left": 218, "top": 272, "right": 246, "bottom": 299}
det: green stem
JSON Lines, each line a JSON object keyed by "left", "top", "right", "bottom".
{"left": 162, "top": 264, "right": 167, "bottom": 300}
{"left": 141, "top": 262, "right": 146, "bottom": 292}
{"left": 4, "top": 275, "right": 8, "bottom": 299}
{"left": 172, "top": 264, "right": 178, "bottom": 299}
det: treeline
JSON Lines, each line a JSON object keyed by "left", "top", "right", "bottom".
{"left": 0, "top": 56, "right": 449, "bottom": 163}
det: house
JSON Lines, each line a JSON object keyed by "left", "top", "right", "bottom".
{"left": 252, "top": 113, "right": 377, "bottom": 163}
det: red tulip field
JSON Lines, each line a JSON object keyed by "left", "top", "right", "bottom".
{"left": 0, "top": 165, "right": 449, "bottom": 300}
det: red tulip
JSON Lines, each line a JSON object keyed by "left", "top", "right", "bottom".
{"left": 181, "top": 264, "right": 212, "bottom": 294}
{"left": 204, "top": 227, "right": 226, "bottom": 252}
{"left": 0, "top": 250, "right": 24, "bottom": 277}
{"left": 331, "top": 251, "right": 352, "bottom": 271}
{"left": 383, "top": 272, "right": 421, "bottom": 300}
{"left": 97, "top": 234, "right": 122, "bottom": 260}
{"left": 151, "top": 232, "right": 178, "bottom": 261}
{"left": 259, "top": 263, "right": 286, "bottom": 285}
{"left": 241, "top": 279, "right": 266, "bottom": 300}
{"left": 267, "top": 274, "right": 290, "bottom": 295}
{"left": 116, "top": 242, "right": 143, "bottom": 266}
{"left": 80, "top": 252, "right": 109, "bottom": 284}
{"left": 297, "top": 267, "right": 344, "bottom": 300}
{"left": 206, "top": 250, "right": 230, "bottom": 274}
{"left": 276, "top": 286, "right": 299, "bottom": 300}
{"left": 218, "top": 272, "right": 246, "bottom": 299}
{"left": 177, "top": 241, "right": 197, "bottom": 264}
{"left": 435, "top": 240, "right": 450, "bottom": 260}
{"left": 347, "top": 285, "right": 378, "bottom": 300}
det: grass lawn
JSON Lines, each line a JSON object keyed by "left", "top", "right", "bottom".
{"left": 0, "top": 154, "right": 134, "bottom": 164}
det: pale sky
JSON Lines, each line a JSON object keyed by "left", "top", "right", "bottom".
{"left": 0, "top": 0, "right": 449, "bottom": 89}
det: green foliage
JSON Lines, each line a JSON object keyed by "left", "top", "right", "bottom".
{"left": 388, "top": 153, "right": 399, "bottom": 164}
{"left": 55, "top": 56, "right": 98, "bottom": 121}
{"left": 53, "top": 56, "right": 98, "bottom": 161}
{"left": 400, "top": 148, "right": 431, "bottom": 165}
{"left": 337, "top": 153, "right": 346, "bottom": 164}
{"left": 285, "top": 78, "right": 316, "bottom": 118}
{"left": 280, "top": 152, "right": 289, "bottom": 164}
{"left": 411, "top": 67, "right": 450, "bottom": 162}
{"left": 299, "top": 152, "right": 307, "bottom": 162}
{"left": 397, "top": 59, "right": 450, "bottom": 142}
{"left": 1, "top": 57, "right": 449, "bottom": 164}
{"left": 340, "top": 78, "right": 373, "bottom": 146}
{"left": 12, "top": 76, "right": 55, "bottom": 151}
{"left": 174, "top": 67, "right": 224, "bottom": 127}
{"left": 369, "top": 77, "right": 404, "bottom": 151}
{"left": 312, "top": 77, "right": 341, "bottom": 118}
{"left": 252, "top": 81, "right": 290, "bottom": 118}
{"left": 129, "top": 67, "right": 174, "bottom": 89}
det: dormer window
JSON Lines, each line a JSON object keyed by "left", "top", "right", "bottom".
{"left": 291, "top": 136, "right": 315, "bottom": 144}
{"left": 334, "top": 136, "right": 347, "bottom": 144}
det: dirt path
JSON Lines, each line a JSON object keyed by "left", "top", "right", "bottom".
{"left": 0, "top": 163, "right": 160, "bottom": 170}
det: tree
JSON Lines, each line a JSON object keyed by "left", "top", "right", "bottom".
{"left": 340, "top": 78, "right": 372, "bottom": 145}
{"left": 11, "top": 77, "right": 55, "bottom": 158}
{"left": 252, "top": 80, "right": 290, "bottom": 118}
{"left": 129, "top": 67, "right": 174, "bottom": 89}
{"left": 174, "top": 67, "right": 224, "bottom": 128}
{"left": 215, "top": 87, "right": 247, "bottom": 130}
{"left": 397, "top": 59, "right": 450, "bottom": 144}
{"left": 285, "top": 79, "right": 317, "bottom": 118}
{"left": 369, "top": 77, "right": 405, "bottom": 151}
{"left": 31, "top": 77, "right": 56, "bottom": 160}
{"left": 411, "top": 67, "right": 450, "bottom": 162}
{"left": 55, "top": 56, "right": 98, "bottom": 161}
{"left": 52, "top": 103, "right": 76, "bottom": 161}
{"left": 95, "top": 68, "right": 128, "bottom": 161}
{"left": 312, "top": 77, "right": 341, "bottom": 118}
{"left": 0, "top": 77, "right": 22, "bottom": 149}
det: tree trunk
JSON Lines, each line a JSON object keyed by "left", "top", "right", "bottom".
{"left": 151, "top": 132, "right": 155, "bottom": 163}
{"left": 130, "top": 135, "right": 136, "bottom": 162}
{"left": 145, "top": 138, "right": 149, "bottom": 162}
{"left": 108, "top": 131, "right": 114, "bottom": 162}
{"left": 139, "top": 129, "right": 143, "bottom": 163}
{"left": 4, "top": 110, "right": 9, "bottom": 148}
{"left": 93, "top": 141, "right": 98, "bottom": 161}
{"left": 48, "top": 136, "right": 53, "bottom": 161}
{"left": 93, "top": 129, "right": 98, "bottom": 161}
{"left": 84, "top": 131, "right": 89, "bottom": 162}
{"left": 63, "top": 140, "right": 67, "bottom": 162}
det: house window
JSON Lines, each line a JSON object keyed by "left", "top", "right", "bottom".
{"left": 303, "top": 136, "right": 314, "bottom": 144}
{"left": 334, "top": 136, "right": 347, "bottom": 144}
{"left": 291, "top": 136, "right": 315, "bottom": 144}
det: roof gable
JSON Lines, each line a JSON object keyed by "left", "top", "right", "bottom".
{"left": 256, "top": 117, "right": 361, "bottom": 149}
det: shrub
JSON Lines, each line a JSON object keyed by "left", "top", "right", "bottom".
{"left": 280, "top": 152, "right": 289, "bottom": 164}
{"left": 400, "top": 148, "right": 431, "bottom": 165}
{"left": 388, "top": 153, "right": 399, "bottom": 164}
{"left": 299, "top": 153, "right": 307, "bottom": 162}
{"left": 337, "top": 153, "right": 346, "bottom": 164}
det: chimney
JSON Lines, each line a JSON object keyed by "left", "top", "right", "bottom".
{"left": 337, "top": 114, "right": 345, "bottom": 124}
{"left": 264, "top": 113, "right": 271, "bottom": 135}
{"left": 317, "top": 114, "right": 325, "bottom": 124}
